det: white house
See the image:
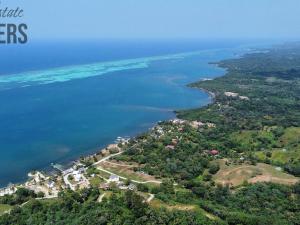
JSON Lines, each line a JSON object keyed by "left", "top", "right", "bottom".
{"left": 72, "top": 171, "right": 82, "bottom": 182}
{"left": 224, "top": 92, "right": 238, "bottom": 97}
{"left": 109, "top": 174, "right": 119, "bottom": 183}
{"left": 47, "top": 181, "right": 55, "bottom": 189}
{"left": 128, "top": 183, "right": 136, "bottom": 191}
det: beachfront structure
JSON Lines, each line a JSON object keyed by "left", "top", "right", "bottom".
{"left": 72, "top": 171, "right": 83, "bottom": 182}
{"left": 115, "top": 137, "right": 130, "bottom": 145}
{"left": 62, "top": 168, "right": 74, "bottom": 176}
{"left": 47, "top": 181, "right": 55, "bottom": 189}
{"left": 0, "top": 187, "right": 16, "bottom": 196}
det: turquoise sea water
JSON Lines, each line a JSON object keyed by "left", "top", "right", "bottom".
{"left": 0, "top": 51, "right": 218, "bottom": 89}
{"left": 0, "top": 40, "right": 258, "bottom": 187}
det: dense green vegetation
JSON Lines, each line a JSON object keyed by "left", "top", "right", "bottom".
{"left": 178, "top": 44, "right": 300, "bottom": 175}
{"left": 1, "top": 182, "right": 299, "bottom": 225}
{"left": 1, "top": 43, "right": 300, "bottom": 224}
{"left": 117, "top": 123, "right": 216, "bottom": 182}
{"left": 117, "top": 43, "right": 300, "bottom": 224}
{"left": 0, "top": 189, "right": 216, "bottom": 225}
{"left": 119, "top": 43, "right": 300, "bottom": 181}
{"left": 0, "top": 204, "right": 12, "bottom": 216}
{"left": 201, "top": 183, "right": 300, "bottom": 225}
{"left": 0, "top": 188, "right": 42, "bottom": 206}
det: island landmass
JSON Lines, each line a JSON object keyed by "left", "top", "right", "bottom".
{"left": 0, "top": 43, "right": 300, "bottom": 225}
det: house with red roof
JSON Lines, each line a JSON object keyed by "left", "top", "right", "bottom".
{"left": 210, "top": 149, "right": 219, "bottom": 155}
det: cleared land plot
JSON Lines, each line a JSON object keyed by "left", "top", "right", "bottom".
{"left": 256, "top": 149, "right": 300, "bottom": 164}
{"left": 150, "top": 199, "right": 218, "bottom": 220}
{"left": 0, "top": 204, "right": 12, "bottom": 215}
{"left": 230, "top": 130, "right": 276, "bottom": 151}
{"left": 255, "top": 127, "right": 300, "bottom": 163}
{"left": 214, "top": 160, "right": 299, "bottom": 187}
{"left": 97, "top": 160, "right": 160, "bottom": 183}
{"left": 279, "top": 127, "right": 300, "bottom": 146}
{"left": 96, "top": 169, "right": 111, "bottom": 180}
{"left": 150, "top": 199, "right": 196, "bottom": 211}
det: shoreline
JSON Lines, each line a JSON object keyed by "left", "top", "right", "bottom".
{"left": 0, "top": 48, "right": 235, "bottom": 190}
{"left": 196, "top": 87, "right": 216, "bottom": 101}
{"left": 50, "top": 78, "right": 219, "bottom": 173}
{"left": 0, "top": 76, "right": 218, "bottom": 192}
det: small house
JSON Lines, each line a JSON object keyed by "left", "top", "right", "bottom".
{"left": 47, "top": 181, "right": 55, "bottom": 189}
{"left": 210, "top": 150, "right": 219, "bottom": 155}
{"left": 72, "top": 171, "right": 82, "bottom": 182}
{"left": 128, "top": 183, "right": 136, "bottom": 191}
{"left": 109, "top": 174, "right": 120, "bottom": 183}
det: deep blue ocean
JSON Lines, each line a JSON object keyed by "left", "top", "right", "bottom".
{"left": 0, "top": 39, "right": 272, "bottom": 187}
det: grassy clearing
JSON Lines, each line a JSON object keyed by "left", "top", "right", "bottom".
{"left": 106, "top": 167, "right": 145, "bottom": 181}
{"left": 89, "top": 176, "right": 103, "bottom": 187}
{"left": 150, "top": 199, "right": 196, "bottom": 211}
{"left": 230, "top": 130, "right": 276, "bottom": 151}
{"left": 0, "top": 204, "right": 12, "bottom": 215}
{"left": 96, "top": 169, "right": 111, "bottom": 179}
{"left": 214, "top": 160, "right": 299, "bottom": 187}
{"left": 102, "top": 191, "right": 113, "bottom": 198}
{"left": 279, "top": 127, "right": 300, "bottom": 146}
{"left": 149, "top": 199, "right": 219, "bottom": 220}
{"left": 256, "top": 148, "right": 300, "bottom": 164}
{"left": 99, "top": 161, "right": 159, "bottom": 183}
{"left": 136, "top": 191, "right": 150, "bottom": 199}
{"left": 232, "top": 127, "right": 300, "bottom": 155}
{"left": 40, "top": 198, "right": 59, "bottom": 204}
{"left": 255, "top": 127, "right": 300, "bottom": 164}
